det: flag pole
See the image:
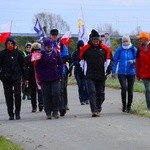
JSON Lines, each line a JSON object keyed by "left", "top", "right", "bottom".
{"left": 36, "top": 17, "right": 47, "bottom": 38}
{"left": 10, "top": 20, "right": 13, "bottom": 34}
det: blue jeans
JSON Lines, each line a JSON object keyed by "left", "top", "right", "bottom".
{"left": 143, "top": 79, "right": 150, "bottom": 109}
{"left": 118, "top": 75, "right": 135, "bottom": 109}
{"left": 74, "top": 74, "right": 89, "bottom": 104}
{"left": 87, "top": 79, "right": 105, "bottom": 113}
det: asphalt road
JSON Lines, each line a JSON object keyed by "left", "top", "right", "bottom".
{"left": 0, "top": 83, "right": 149, "bottom": 150}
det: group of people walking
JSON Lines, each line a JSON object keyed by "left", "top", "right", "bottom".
{"left": 0, "top": 29, "right": 150, "bottom": 120}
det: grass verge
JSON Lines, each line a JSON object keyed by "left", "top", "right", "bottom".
{"left": 69, "top": 76, "right": 149, "bottom": 118}
{"left": 105, "top": 76, "right": 144, "bottom": 93}
{"left": 131, "top": 100, "right": 150, "bottom": 118}
{"left": 0, "top": 136, "right": 24, "bottom": 150}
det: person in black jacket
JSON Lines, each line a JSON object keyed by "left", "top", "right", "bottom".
{"left": 26, "top": 43, "right": 43, "bottom": 113}
{"left": 0, "top": 37, "right": 28, "bottom": 120}
{"left": 80, "top": 30, "right": 113, "bottom": 117}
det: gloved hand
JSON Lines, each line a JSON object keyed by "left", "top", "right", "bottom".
{"left": 68, "top": 71, "right": 72, "bottom": 77}
{"left": 67, "top": 69, "right": 72, "bottom": 77}
{"left": 106, "top": 65, "right": 112, "bottom": 75}
{"left": 128, "top": 60, "right": 134, "bottom": 64}
{"left": 112, "top": 73, "right": 116, "bottom": 79}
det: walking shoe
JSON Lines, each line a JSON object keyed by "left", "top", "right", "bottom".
{"left": 47, "top": 115, "right": 52, "bottom": 119}
{"left": 86, "top": 100, "right": 89, "bottom": 104}
{"left": 9, "top": 116, "right": 14, "bottom": 120}
{"left": 32, "top": 108, "right": 37, "bottom": 113}
{"left": 92, "top": 112, "right": 98, "bottom": 117}
{"left": 122, "top": 106, "right": 126, "bottom": 112}
{"left": 16, "top": 115, "right": 21, "bottom": 120}
{"left": 81, "top": 102, "right": 85, "bottom": 105}
{"left": 92, "top": 111, "right": 100, "bottom": 117}
{"left": 52, "top": 112, "right": 59, "bottom": 119}
{"left": 65, "top": 105, "right": 70, "bottom": 110}
{"left": 126, "top": 108, "right": 131, "bottom": 113}
{"left": 39, "top": 105, "right": 43, "bottom": 112}
{"left": 96, "top": 112, "right": 100, "bottom": 117}
{"left": 54, "top": 114, "right": 59, "bottom": 119}
{"left": 60, "top": 109, "right": 66, "bottom": 116}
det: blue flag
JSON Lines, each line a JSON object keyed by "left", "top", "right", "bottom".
{"left": 34, "top": 19, "right": 46, "bottom": 42}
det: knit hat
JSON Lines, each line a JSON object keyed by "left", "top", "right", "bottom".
{"left": 77, "top": 40, "right": 84, "bottom": 50}
{"left": 31, "top": 43, "right": 41, "bottom": 51}
{"left": 43, "top": 38, "right": 53, "bottom": 47}
{"left": 137, "top": 32, "right": 150, "bottom": 39}
{"left": 50, "top": 29, "right": 59, "bottom": 35}
{"left": 5, "top": 37, "right": 16, "bottom": 46}
{"left": 101, "top": 34, "right": 105, "bottom": 38}
{"left": 89, "top": 29, "right": 100, "bottom": 40}
{"left": 25, "top": 42, "right": 32, "bottom": 48}
{"left": 122, "top": 34, "right": 131, "bottom": 43}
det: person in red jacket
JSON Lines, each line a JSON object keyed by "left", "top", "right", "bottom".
{"left": 136, "top": 32, "right": 150, "bottom": 109}
{"left": 79, "top": 29, "right": 113, "bottom": 117}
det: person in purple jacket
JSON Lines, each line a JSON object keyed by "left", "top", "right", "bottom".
{"left": 35, "top": 38, "right": 63, "bottom": 119}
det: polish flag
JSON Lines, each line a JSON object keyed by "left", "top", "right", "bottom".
{"left": 31, "top": 52, "right": 42, "bottom": 62}
{"left": 61, "top": 31, "right": 71, "bottom": 48}
{"left": 0, "top": 22, "right": 12, "bottom": 43}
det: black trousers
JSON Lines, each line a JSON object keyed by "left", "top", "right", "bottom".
{"left": 30, "top": 80, "right": 43, "bottom": 109}
{"left": 118, "top": 75, "right": 135, "bottom": 109}
{"left": 41, "top": 80, "right": 60, "bottom": 116}
{"left": 2, "top": 80, "right": 21, "bottom": 117}
{"left": 60, "top": 75, "right": 68, "bottom": 110}
{"left": 87, "top": 79, "right": 105, "bottom": 113}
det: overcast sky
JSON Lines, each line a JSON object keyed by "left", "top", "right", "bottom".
{"left": 0, "top": 0, "right": 150, "bottom": 35}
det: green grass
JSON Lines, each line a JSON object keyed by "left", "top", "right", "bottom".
{"left": 69, "top": 75, "right": 145, "bottom": 93}
{"left": 105, "top": 76, "right": 145, "bottom": 93}
{"left": 68, "top": 76, "right": 77, "bottom": 85}
{"left": 0, "top": 136, "right": 24, "bottom": 150}
{"left": 131, "top": 100, "right": 150, "bottom": 118}
{"left": 69, "top": 75, "right": 150, "bottom": 118}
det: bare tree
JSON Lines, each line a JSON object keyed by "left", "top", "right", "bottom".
{"left": 97, "top": 23, "right": 119, "bottom": 35}
{"left": 130, "top": 26, "right": 142, "bottom": 36}
{"left": 34, "top": 12, "right": 70, "bottom": 34}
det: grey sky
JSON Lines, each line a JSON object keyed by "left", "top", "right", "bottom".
{"left": 0, "top": 0, "right": 150, "bottom": 35}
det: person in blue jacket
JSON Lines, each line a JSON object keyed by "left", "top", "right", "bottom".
{"left": 112, "top": 34, "right": 137, "bottom": 113}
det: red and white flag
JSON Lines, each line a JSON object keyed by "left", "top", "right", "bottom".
{"left": 61, "top": 31, "right": 71, "bottom": 48}
{"left": 31, "top": 52, "right": 42, "bottom": 62}
{"left": 0, "top": 22, "right": 12, "bottom": 43}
